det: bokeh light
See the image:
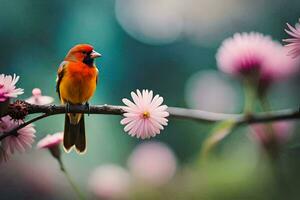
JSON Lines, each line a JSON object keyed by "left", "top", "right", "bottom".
{"left": 128, "top": 142, "right": 177, "bottom": 186}
{"left": 88, "top": 164, "right": 131, "bottom": 199}
{"left": 115, "top": 0, "right": 184, "bottom": 45}
{"left": 185, "top": 70, "right": 240, "bottom": 113}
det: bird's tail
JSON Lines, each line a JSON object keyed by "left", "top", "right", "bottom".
{"left": 63, "top": 114, "right": 86, "bottom": 154}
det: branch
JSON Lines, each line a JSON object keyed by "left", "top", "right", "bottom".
{"left": 166, "top": 107, "right": 300, "bottom": 125}
{"left": 1, "top": 103, "right": 300, "bottom": 141}
{"left": 24, "top": 104, "right": 125, "bottom": 116}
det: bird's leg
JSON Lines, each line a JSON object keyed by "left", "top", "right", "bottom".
{"left": 66, "top": 102, "right": 71, "bottom": 113}
{"left": 85, "top": 102, "right": 90, "bottom": 116}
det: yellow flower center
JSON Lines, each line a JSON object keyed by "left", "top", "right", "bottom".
{"left": 142, "top": 111, "right": 150, "bottom": 119}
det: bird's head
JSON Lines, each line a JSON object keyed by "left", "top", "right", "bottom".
{"left": 65, "top": 44, "right": 101, "bottom": 66}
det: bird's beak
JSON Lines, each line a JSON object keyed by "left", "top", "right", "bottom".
{"left": 90, "top": 50, "right": 102, "bottom": 59}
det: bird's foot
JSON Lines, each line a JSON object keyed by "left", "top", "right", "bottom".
{"left": 66, "top": 102, "right": 71, "bottom": 113}
{"left": 85, "top": 102, "right": 90, "bottom": 116}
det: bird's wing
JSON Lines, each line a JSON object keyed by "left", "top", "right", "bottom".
{"left": 96, "top": 67, "right": 99, "bottom": 85}
{"left": 56, "top": 61, "right": 68, "bottom": 100}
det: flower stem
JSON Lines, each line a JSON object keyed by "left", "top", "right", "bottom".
{"left": 259, "top": 95, "right": 272, "bottom": 112}
{"left": 243, "top": 79, "right": 257, "bottom": 114}
{"left": 58, "top": 158, "right": 86, "bottom": 200}
{"left": 258, "top": 96, "right": 280, "bottom": 160}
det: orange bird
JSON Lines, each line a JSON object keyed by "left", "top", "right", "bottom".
{"left": 56, "top": 44, "right": 101, "bottom": 153}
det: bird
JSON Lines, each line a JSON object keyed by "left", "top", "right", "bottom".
{"left": 56, "top": 44, "right": 101, "bottom": 154}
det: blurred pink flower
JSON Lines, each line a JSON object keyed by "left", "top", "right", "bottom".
{"left": 2, "top": 155, "right": 67, "bottom": 196}
{"left": 261, "top": 44, "right": 300, "bottom": 86}
{"left": 37, "top": 132, "right": 63, "bottom": 149}
{"left": 283, "top": 19, "right": 300, "bottom": 58}
{"left": 0, "top": 74, "right": 24, "bottom": 102}
{"left": 216, "top": 32, "right": 279, "bottom": 77}
{"left": 0, "top": 116, "right": 36, "bottom": 154}
{"left": 37, "top": 132, "right": 63, "bottom": 159}
{"left": 121, "top": 89, "right": 169, "bottom": 139}
{"left": 0, "top": 147, "right": 9, "bottom": 163}
{"left": 185, "top": 70, "right": 239, "bottom": 113}
{"left": 251, "top": 121, "right": 293, "bottom": 154}
{"left": 128, "top": 142, "right": 177, "bottom": 186}
{"left": 88, "top": 164, "right": 131, "bottom": 199}
{"left": 25, "top": 88, "right": 54, "bottom": 105}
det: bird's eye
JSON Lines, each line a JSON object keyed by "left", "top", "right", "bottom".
{"left": 82, "top": 51, "right": 87, "bottom": 54}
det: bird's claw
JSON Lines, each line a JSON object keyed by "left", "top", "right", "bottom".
{"left": 85, "top": 102, "right": 90, "bottom": 116}
{"left": 66, "top": 103, "right": 70, "bottom": 113}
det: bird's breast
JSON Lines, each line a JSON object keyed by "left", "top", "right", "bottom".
{"left": 60, "top": 64, "right": 98, "bottom": 104}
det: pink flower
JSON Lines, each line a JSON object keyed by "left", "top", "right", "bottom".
{"left": 251, "top": 121, "right": 293, "bottom": 146}
{"left": 37, "top": 132, "right": 63, "bottom": 159}
{"left": 25, "top": 88, "right": 54, "bottom": 105}
{"left": 251, "top": 121, "right": 293, "bottom": 158}
{"left": 260, "top": 44, "right": 300, "bottom": 86}
{"left": 283, "top": 19, "right": 300, "bottom": 58}
{"left": 0, "top": 74, "right": 24, "bottom": 102}
{"left": 216, "top": 32, "right": 279, "bottom": 77}
{"left": 88, "top": 164, "right": 131, "bottom": 199}
{"left": 0, "top": 147, "right": 9, "bottom": 163}
{"left": 0, "top": 116, "right": 36, "bottom": 154}
{"left": 128, "top": 142, "right": 177, "bottom": 186}
{"left": 121, "top": 89, "right": 169, "bottom": 139}
{"left": 37, "top": 132, "right": 63, "bottom": 149}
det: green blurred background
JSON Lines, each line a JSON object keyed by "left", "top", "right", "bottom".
{"left": 1, "top": 0, "right": 300, "bottom": 199}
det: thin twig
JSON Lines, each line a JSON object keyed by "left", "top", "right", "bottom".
{"left": 58, "top": 158, "right": 86, "bottom": 200}
{"left": 0, "top": 114, "right": 49, "bottom": 141}
{"left": 167, "top": 107, "right": 300, "bottom": 125}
